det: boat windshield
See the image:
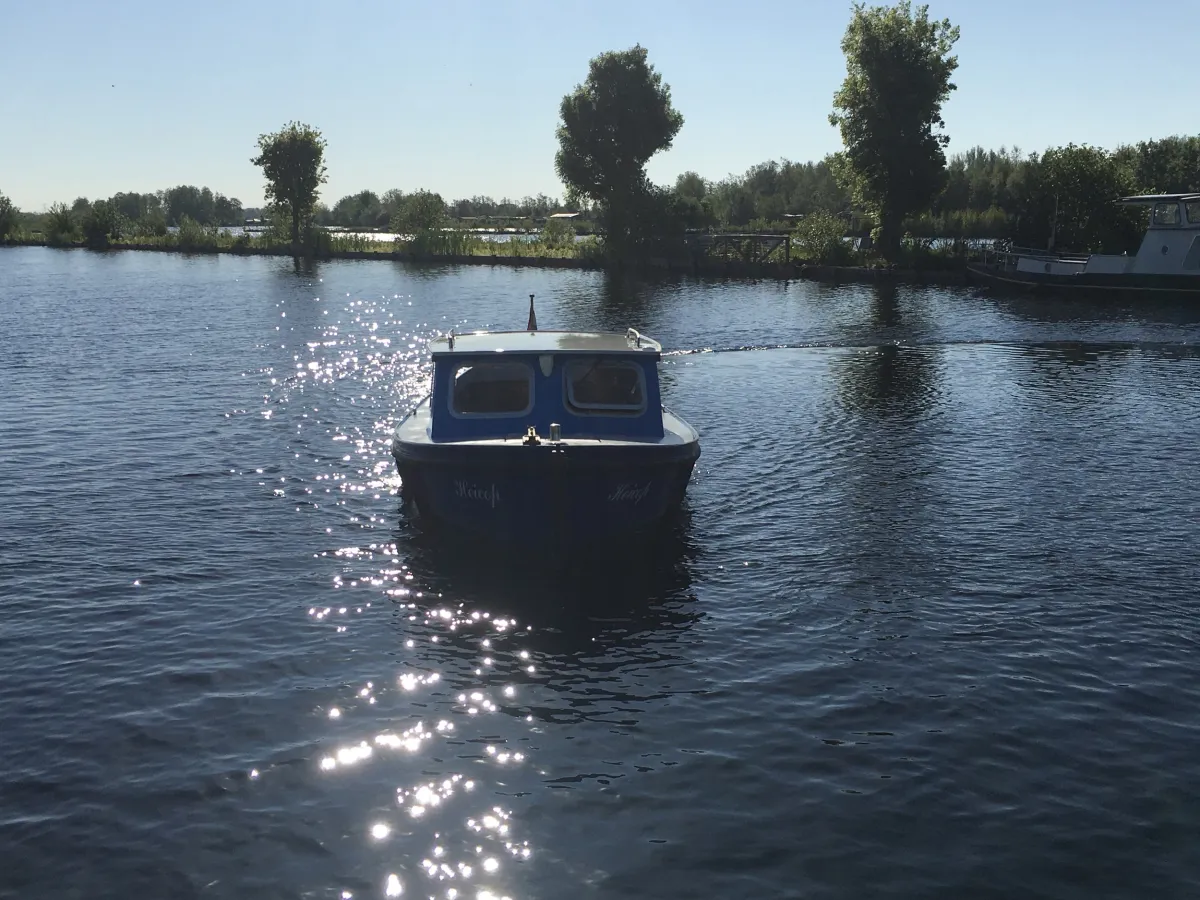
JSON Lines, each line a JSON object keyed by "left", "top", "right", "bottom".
{"left": 1153, "top": 202, "right": 1182, "bottom": 226}
{"left": 1187, "top": 201, "right": 1200, "bottom": 226}
{"left": 451, "top": 361, "right": 532, "bottom": 415}
{"left": 565, "top": 358, "right": 645, "bottom": 413}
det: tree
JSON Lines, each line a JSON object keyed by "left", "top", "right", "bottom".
{"left": 555, "top": 45, "right": 683, "bottom": 258}
{"left": 390, "top": 190, "right": 447, "bottom": 234}
{"left": 0, "top": 192, "right": 18, "bottom": 239}
{"left": 1012, "top": 144, "right": 1143, "bottom": 253}
{"left": 674, "top": 171, "right": 708, "bottom": 202}
{"left": 380, "top": 189, "right": 407, "bottom": 226}
{"left": 81, "top": 199, "right": 126, "bottom": 249}
{"left": 45, "top": 202, "right": 77, "bottom": 246}
{"left": 251, "top": 122, "right": 328, "bottom": 247}
{"left": 331, "top": 190, "right": 384, "bottom": 228}
{"left": 213, "top": 193, "right": 243, "bottom": 226}
{"left": 829, "top": 1, "right": 960, "bottom": 259}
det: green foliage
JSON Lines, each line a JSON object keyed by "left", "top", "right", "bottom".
{"left": 252, "top": 121, "right": 328, "bottom": 246}
{"left": 671, "top": 193, "right": 715, "bottom": 231}
{"left": 904, "top": 205, "right": 1011, "bottom": 238}
{"left": 390, "top": 190, "right": 447, "bottom": 234}
{"left": 1116, "top": 134, "right": 1200, "bottom": 194}
{"left": 175, "top": 214, "right": 222, "bottom": 251}
{"left": 889, "top": 237, "right": 964, "bottom": 270}
{"left": 936, "top": 147, "right": 1028, "bottom": 215}
{"left": 81, "top": 200, "right": 127, "bottom": 248}
{"left": 829, "top": 1, "right": 960, "bottom": 258}
{"left": 1012, "top": 144, "right": 1143, "bottom": 253}
{"left": 555, "top": 45, "right": 683, "bottom": 258}
{"left": 158, "top": 185, "right": 243, "bottom": 227}
{"left": 132, "top": 207, "right": 169, "bottom": 238}
{"left": 0, "top": 192, "right": 18, "bottom": 239}
{"left": 45, "top": 202, "right": 77, "bottom": 246}
{"left": 401, "top": 229, "right": 483, "bottom": 257}
{"left": 330, "top": 190, "right": 387, "bottom": 229}
{"left": 539, "top": 216, "right": 576, "bottom": 250}
{"left": 792, "top": 210, "right": 853, "bottom": 263}
{"left": 674, "top": 172, "right": 707, "bottom": 202}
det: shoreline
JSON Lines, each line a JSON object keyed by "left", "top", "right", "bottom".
{"left": 0, "top": 239, "right": 970, "bottom": 286}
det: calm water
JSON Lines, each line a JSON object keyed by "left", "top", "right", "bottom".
{"left": 2, "top": 246, "right": 1200, "bottom": 899}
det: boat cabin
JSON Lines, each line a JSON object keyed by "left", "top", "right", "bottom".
{"left": 426, "top": 329, "right": 666, "bottom": 442}
{"left": 1101, "top": 193, "right": 1200, "bottom": 275}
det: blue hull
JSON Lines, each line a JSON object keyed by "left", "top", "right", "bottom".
{"left": 393, "top": 443, "right": 698, "bottom": 543}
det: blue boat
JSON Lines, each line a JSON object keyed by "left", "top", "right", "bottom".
{"left": 391, "top": 299, "right": 700, "bottom": 543}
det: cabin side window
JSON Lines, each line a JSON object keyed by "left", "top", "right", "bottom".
{"left": 1152, "top": 203, "right": 1181, "bottom": 227}
{"left": 1187, "top": 201, "right": 1200, "bottom": 226}
{"left": 450, "top": 361, "right": 533, "bottom": 416}
{"left": 565, "top": 359, "right": 646, "bottom": 414}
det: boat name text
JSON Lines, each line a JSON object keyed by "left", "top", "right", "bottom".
{"left": 455, "top": 480, "right": 501, "bottom": 508}
{"left": 607, "top": 482, "right": 653, "bottom": 505}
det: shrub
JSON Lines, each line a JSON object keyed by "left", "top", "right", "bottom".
{"left": 792, "top": 210, "right": 854, "bottom": 264}
{"left": 540, "top": 216, "right": 576, "bottom": 250}
{"left": 0, "top": 192, "right": 18, "bottom": 239}
{"left": 45, "top": 203, "right": 77, "bottom": 246}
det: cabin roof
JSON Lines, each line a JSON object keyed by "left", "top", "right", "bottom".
{"left": 430, "top": 329, "right": 662, "bottom": 357}
{"left": 1116, "top": 193, "right": 1200, "bottom": 205}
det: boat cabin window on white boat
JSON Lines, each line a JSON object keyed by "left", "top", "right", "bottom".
{"left": 565, "top": 359, "right": 646, "bottom": 414}
{"left": 1153, "top": 203, "right": 1182, "bottom": 227}
{"left": 451, "top": 361, "right": 533, "bottom": 416}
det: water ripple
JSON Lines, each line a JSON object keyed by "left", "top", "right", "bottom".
{"left": 2, "top": 248, "right": 1200, "bottom": 898}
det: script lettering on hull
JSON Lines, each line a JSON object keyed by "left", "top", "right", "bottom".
{"left": 454, "top": 480, "right": 501, "bottom": 508}
{"left": 607, "top": 482, "right": 653, "bottom": 505}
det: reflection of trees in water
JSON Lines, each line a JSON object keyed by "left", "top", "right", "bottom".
{"left": 824, "top": 288, "right": 949, "bottom": 604}
{"left": 832, "top": 287, "right": 943, "bottom": 420}
{"left": 982, "top": 289, "right": 1200, "bottom": 327}
{"left": 1009, "top": 342, "right": 1139, "bottom": 409}
{"left": 556, "top": 270, "right": 663, "bottom": 333}
{"left": 834, "top": 343, "right": 942, "bottom": 419}
{"left": 870, "top": 282, "right": 902, "bottom": 330}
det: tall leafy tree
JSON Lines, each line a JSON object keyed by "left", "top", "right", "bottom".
{"left": 81, "top": 200, "right": 126, "bottom": 249}
{"left": 46, "top": 202, "right": 77, "bottom": 245}
{"left": 251, "top": 122, "right": 328, "bottom": 247}
{"left": 829, "top": 1, "right": 959, "bottom": 258}
{"left": 391, "top": 190, "right": 447, "bottom": 234}
{"left": 555, "top": 45, "right": 683, "bottom": 258}
{"left": 0, "top": 192, "right": 18, "bottom": 239}
{"left": 213, "top": 193, "right": 243, "bottom": 226}
{"left": 1013, "top": 144, "right": 1143, "bottom": 253}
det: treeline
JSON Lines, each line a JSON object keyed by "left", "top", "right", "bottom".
{"left": 672, "top": 134, "right": 1200, "bottom": 243}
{"left": 1, "top": 184, "right": 255, "bottom": 246}
{"left": 7, "top": 0, "right": 1200, "bottom": 263}
{"left": 307, "top": 132, "right": 1200, "bottom": 249}
{"left": 315, "top": 190, "right": 564, "bottom": 229}
{"left": 6, "top": 134, "right": 1199, "bottom": 254}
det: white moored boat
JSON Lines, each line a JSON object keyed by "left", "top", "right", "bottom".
{"left": 967, "top": 193, "right": 1200, "bottom": 295}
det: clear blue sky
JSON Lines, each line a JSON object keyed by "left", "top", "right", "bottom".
{"left": 0, "top": 0, "right": 1191, "bottom": 211}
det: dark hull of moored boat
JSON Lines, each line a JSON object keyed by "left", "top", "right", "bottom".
{"left": 966, "top": 263, "right": 1200, "bottom": 296}
{"left": 393, "top": 440, "right": 700, "bottom": 544}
